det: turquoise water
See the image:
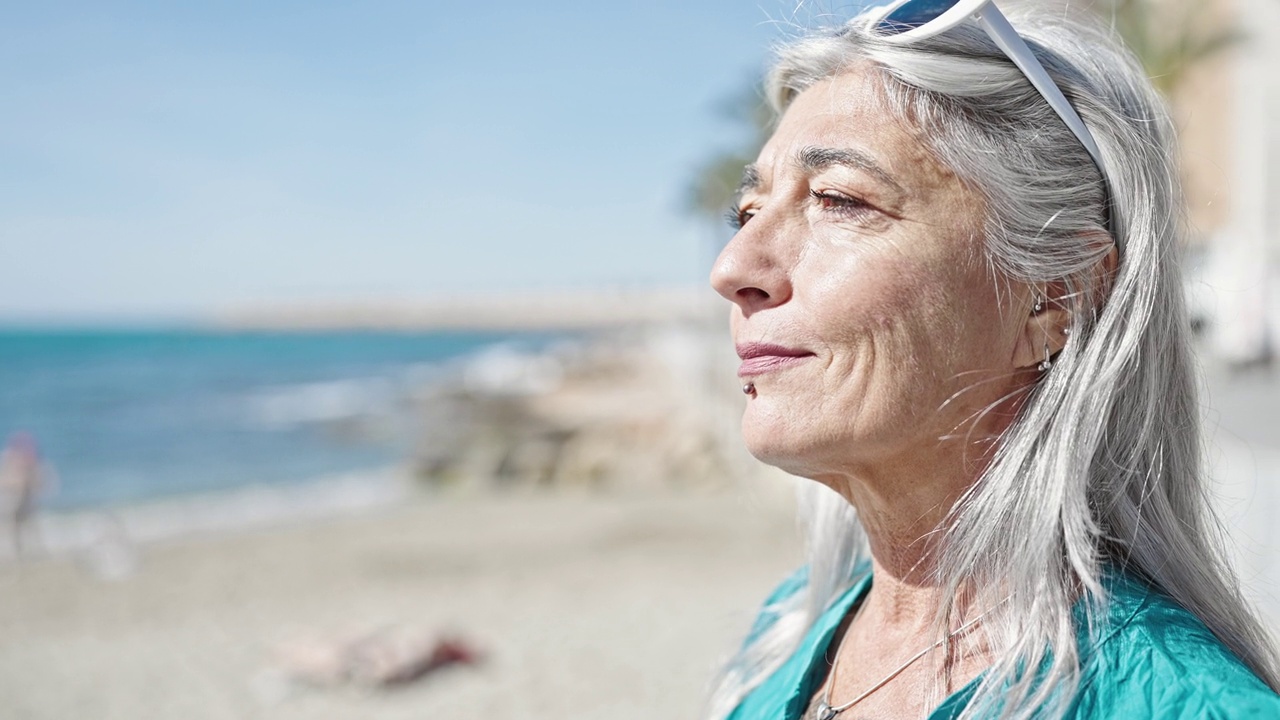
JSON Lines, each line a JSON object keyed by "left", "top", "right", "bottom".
{"left": 0, "top": 328, "right": 562, "bottom": 509}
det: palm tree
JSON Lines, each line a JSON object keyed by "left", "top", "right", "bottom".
{"left": 684, "top": 82, "right": 773, "bottom": 233}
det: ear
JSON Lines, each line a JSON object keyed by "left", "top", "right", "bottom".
{"left": 1011, "top": 284, "right": 1072, "bottom": 371}
{"left": 1011, "top": 236, "right": 1118, "bottom": 371}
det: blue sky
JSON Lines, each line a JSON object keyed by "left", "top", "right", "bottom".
{"left": 0, "top": 1, "right": 876, "bottom": 321}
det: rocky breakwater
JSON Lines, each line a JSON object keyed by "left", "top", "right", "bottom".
{"left": 411, "top": 323, "right": 757, "bottom": 492}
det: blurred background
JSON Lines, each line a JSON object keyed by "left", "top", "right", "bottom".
{"left": 2, "top": 1, "right": 1279, "bottom": 718}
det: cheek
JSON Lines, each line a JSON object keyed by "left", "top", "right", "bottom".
{"left": 807, "top": 234, "right": 910, "bottom": 325}
{"left": 768, "top": 253, "right": 947, "bottom": 447}
{"left": 736, "top": 235, "right": 1012, "bottom": 472}
{"left": 814, "top": 249, "right": 1002, "bottom": 428}
{"left": 925, "top": 262, "right": 1015, "bottom": 366}
{"left": 811, "top": 248, "right": 939, "bottom": 369}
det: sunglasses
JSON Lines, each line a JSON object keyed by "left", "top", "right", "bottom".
{"left": 865, "top": 0, "right": 1106, "bottom": 181}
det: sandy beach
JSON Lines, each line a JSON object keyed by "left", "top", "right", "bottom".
{"left": 0, "top": 315, "right": 787, "bottom": 720}
{"left": 4, "top": 324, "right": 1280, "bottom": 720}
{"left": 0, "top": 482, "right": 803, "bottom": 720}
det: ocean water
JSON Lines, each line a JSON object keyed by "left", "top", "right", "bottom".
{"left": 0, "top": 328, "right": 564, "bottom": 510}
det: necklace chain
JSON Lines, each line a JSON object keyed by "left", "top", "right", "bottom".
{"left": 813, "top": 599, "right": 1007, "bottom": 720}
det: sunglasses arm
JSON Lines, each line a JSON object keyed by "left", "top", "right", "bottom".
{"left": 974, "top": 3, "right": 1106, "bottom": 173}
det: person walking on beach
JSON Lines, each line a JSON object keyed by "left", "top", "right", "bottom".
{"left": 1, "top": 432, "right": 55, "bottom": 555}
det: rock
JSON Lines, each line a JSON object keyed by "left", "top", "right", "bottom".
{"left": 410, "top": 324, "right": 750, "bottom": 492}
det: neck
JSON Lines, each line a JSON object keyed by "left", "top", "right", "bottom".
{"left": 814, "top": 437, "right": 993, "bottom": 627}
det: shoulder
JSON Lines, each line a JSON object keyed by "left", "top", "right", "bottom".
{"left": 741, "top": 566, "right": 809, "bottom": 646}
{"left": 741, "top": 562, "right": 874, "bottom": 643}
{"left": 729, "top": 566, "right": 871, "bottom": 720}
{"left": 1071, "top": 574, "right": 1280, "bottom": 718}
{"left": 723, "top": 568, "right": 813, "bottom": 720}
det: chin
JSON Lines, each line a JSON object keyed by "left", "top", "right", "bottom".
{"left": 740, "top": 404, "right": 817, "bottom": 475}
{"left": 740, "top": 395, "right": 905, "bottom": 479}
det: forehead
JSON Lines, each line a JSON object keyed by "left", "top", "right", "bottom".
{"left": 755, "top": 68, "right": 962, "bottom": 195}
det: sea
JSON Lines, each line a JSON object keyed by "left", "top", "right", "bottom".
{"left": 0, "top": 328, "right": 567, "bottom": 511}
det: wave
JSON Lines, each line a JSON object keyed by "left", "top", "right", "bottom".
{"left": 461, "top": 344, "right": 564, "bottom": 395}
{"left": 244, "top": 376, "right": 403, "bottom": 429}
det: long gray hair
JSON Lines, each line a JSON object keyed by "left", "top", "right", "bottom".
{"left": 707, "top": 6, "right": 1280, "bottom": 719}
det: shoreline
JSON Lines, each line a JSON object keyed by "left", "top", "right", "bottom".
{"left": 210, "top": 287, "right": 722, "bottom": 332}
{"left": 5, "top": 467, "right": 413, "bottom": 565}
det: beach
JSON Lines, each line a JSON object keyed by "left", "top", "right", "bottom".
{"left": 0, "top": 316, "right": 791, "bottom": 720}
{"left": 4, "top": 320, "right": 1280, "bottom": 720}
{"left": 0, "top": 482, "right": 802, "bottom": 720}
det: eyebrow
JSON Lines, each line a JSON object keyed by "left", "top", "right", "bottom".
{"left": 736, "top": 164, "right": 761, "bottom": 196}
{"left": 796, "top": 146, "right": 905, "bottom": 196}
{"left": 735, "top": 146, "right": 906, "bottom": 198}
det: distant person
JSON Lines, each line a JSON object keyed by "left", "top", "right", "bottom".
{"left": 705, "top": 1, "right": 1280, "bottom": 718}
{"left": 1, "top": 432, "right": 56, "bottom": 554}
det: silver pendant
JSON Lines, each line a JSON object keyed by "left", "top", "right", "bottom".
{"left": 816, "top": 701, "right": 840, "bottom": 720}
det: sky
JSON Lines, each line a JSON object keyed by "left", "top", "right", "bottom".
{"left": 0, "top": 1, "right": 879, "bottom": 322}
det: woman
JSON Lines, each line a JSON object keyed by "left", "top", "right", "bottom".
{"left": 706, "top": 1, "right": 1280, "bottom": 718}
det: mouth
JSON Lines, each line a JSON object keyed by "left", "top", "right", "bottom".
{"left": 736, "top": 342, "right": 816, "bottom": 378}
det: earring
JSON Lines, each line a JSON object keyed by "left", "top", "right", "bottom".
{"left": 1038, "top": 344, "right": 1053, "bottom": 371}
{"left": 1033, "top": 295, "right": 1045, "bottom": 313}
{"left": 1063, "top": 326, "right": 1072, "bottom": 336}
{"left": 742, "top": 382, "right": 756, "bottom": 396}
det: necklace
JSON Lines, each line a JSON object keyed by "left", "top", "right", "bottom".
{"left": 813, "top": 601, "right": 1005, "bottom": 720}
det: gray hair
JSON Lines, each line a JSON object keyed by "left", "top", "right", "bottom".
{"left": 707, "top": 6, "right": 1280, "bottom": 720}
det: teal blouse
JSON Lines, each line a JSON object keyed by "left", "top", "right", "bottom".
{"left": 727, "top": 569, "right": 1280, "bottom": 719}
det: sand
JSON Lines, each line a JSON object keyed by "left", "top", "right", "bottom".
{"left": 0, "top": 484, "right": 803, "bottom": 720}
{"left": 4, "top": 354, "right": 1279, "bottom": 720}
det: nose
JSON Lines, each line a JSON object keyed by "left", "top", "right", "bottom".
{"left": 709, "top": 218, "right": 793, "bottom": 318}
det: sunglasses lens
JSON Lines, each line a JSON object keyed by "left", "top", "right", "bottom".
{"left": 877, "top": 0, "right": 964, "bottom": 33}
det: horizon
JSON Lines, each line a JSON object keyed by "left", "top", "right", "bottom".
{"left": 0, "top": 282, "right": 726, "bottom": 330}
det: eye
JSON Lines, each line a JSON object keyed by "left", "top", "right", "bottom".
{"left": 809, "top": 189, "right": 872, "bottom": 218}
{"left": 726, "top": 204, "right": 756, "bottom": 230}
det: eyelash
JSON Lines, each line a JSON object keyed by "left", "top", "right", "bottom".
{"left": 808, "top": 189, "right": 872, "bottom": 218}
{"left": 725, "top": 207, "right": 752, "bottom": 231}
{"left": 726, "top": 190, "right": 872, "bottom": 231}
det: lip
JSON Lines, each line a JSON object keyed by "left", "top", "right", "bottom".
{"left": 736, "top": 342, "right": 815, "bottom": 378}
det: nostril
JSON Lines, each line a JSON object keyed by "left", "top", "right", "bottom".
{"left": 709, "top": 237, "right": 790, "bottom": 312}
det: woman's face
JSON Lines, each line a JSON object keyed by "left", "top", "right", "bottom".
{"left": 711, "top": 68, "right": 1032, "bottom": 482}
